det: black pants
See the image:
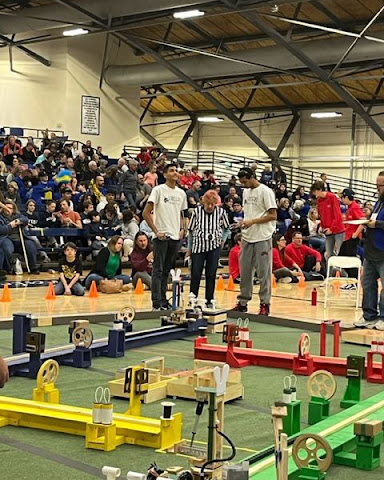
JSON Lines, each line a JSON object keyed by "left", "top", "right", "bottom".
{"left": 303, "top": 255, "right": 325, "bottom": 278}
{"left": 190, "top": 247, "right": 221, "bottom": 303}
{"left": 152, "top": 238, "right": 179, "bottom": 308}
{"left": 339, "top": 237, "right": 359, "bottom": 278}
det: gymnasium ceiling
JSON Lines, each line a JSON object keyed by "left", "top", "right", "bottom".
{"left": 2, "top": 1, "right": 384, "bottom": 158}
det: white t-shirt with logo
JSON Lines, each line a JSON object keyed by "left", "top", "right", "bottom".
{"left": 242, "top": 183, "right": 277, "bottom": 243}
{"left": 148, "top": 184, "right": 188, "bottom": 240}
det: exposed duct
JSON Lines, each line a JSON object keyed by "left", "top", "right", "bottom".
{"left": 0, "top": 0, "right": 217, "bottom": 35}
{"left": 105, "top": 33, "right": 384, "bottom": 87}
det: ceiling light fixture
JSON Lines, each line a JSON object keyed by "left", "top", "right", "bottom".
{"left": 173, "top": 9, "right": 205, "bottom": 20}
{"left": 197, "top": 116, "right": 224, "bottom": 122}
{"left": 311, "top": 112, "right": 343, "bottom": 119}
{"left": 63, "top": 28, "right": 89, "bottom": 37}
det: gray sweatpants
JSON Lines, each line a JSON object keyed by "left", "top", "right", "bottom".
{"left": 237, "top": 238, "right": 272, "bottom": 306}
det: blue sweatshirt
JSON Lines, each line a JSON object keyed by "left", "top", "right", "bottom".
{"left": 365, "top": 199, "right": 384, "bottom": 261}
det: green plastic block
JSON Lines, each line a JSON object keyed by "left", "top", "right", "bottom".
{"left": 308, "top": 397, "right": 330, "bottom": 426}
{"left": 283, "top": 400, "right": 302, "bottom": 437}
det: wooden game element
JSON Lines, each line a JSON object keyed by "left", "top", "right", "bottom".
{"left": 272, "top": 404, "right": 288, "bottom": 480}
{"left": 354, "top": 419, "right": 383, "bottom": 437}
{"left": 299, "top": 333, "right": 310, "bottom": 356}
{"left": 72, "top": 326, "right": 93, "bottom": 348}
{"left": 108, "top": 359, "right": 243, "bottom": 403}
{"left": 116, "top": 306, "right": 135, "bottom": 323}
{"left": 307, "top": 370, "right": 337, "bottom": 400}
{"left": 341, "top": 329, "right": 384, "bottom": 346}
{"left": 292, "top": 433, "right": 333, "bottom": 472}
{"left": 203, "top": 309, "right": 227, "bottom": 333}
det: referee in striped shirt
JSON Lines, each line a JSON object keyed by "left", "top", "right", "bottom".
{"left": 187, "top": 190, "right": 230, "bottom": 307}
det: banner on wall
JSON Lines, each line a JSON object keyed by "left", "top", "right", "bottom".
{"left": 81, "top": 95, "right": 100, "bottom": 135}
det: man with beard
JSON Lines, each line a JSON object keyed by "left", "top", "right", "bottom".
{"left": 354, "top": 171, "right": 384, "bottom": 331}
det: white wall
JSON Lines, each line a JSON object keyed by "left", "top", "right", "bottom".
{"left": 0, "top": 34, "right": 141, "bottom": 158}
{"left": 144, "top": 107, "right": 384, "bottom": 183}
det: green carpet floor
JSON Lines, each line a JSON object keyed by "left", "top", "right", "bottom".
{"left": 0, "top": 319, "right": 383, "bottom": 479}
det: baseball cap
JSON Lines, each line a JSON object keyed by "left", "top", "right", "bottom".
{"left": 342, "top": 188, "right": 354, "bottom": 198}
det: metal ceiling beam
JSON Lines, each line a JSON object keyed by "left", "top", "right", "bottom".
{"left": 239, "top": 78, "right": 260, "bottom": 120}
{"left": 275, "top": 112, "right": 300, "bottom": 157}
{"left": 310, "top": 0, "right": 350, "bottom": 31}
{"left": 175, "top": 116, "right": 197, "bottom": 156}
{"left": 125, "top": 35, "right": 278, "bottom": 161}
{"left": 240, "top": 12, "right": 384, "bottom": 144}
{"left": 140, "top": 127, "right": 165, "bottom": 149}
{"left": 367, "top": 77, "right": 384, "bottom": 114}
{"left": 184, "top": 20, "right": 229, "bottom": 52}
{"left": 0, "top": 33, "right": 50, "bottom": 66}
{"left": 151, "top": 99, "right": 384, "bottom": 116}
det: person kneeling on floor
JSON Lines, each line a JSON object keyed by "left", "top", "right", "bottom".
{"left": 285, "top": 231, "right": 325, "bottom": 280}
{"left": 55, "top": 242, "right": 85, "bottom": 296}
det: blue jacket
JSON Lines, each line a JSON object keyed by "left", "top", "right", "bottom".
{"left": 365, "top": 200, "right": 384, "bottom": 261}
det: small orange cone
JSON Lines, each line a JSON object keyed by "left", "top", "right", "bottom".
{"left": 298, "top": 274, "right": 306, "bottom": 288}
{"left": 271, "top": 274, "right": 277, "bottom": 289}
{"left": 45, "top": 282, "right": 56, "bottom": 300}
{"left": 0, "top": 284, "right": 11, "bottom": 302}
{"left": 334, "top": 270, "right": 341, "bottom": 287}
{"left": 217, "top": 275, "right": 225, "bottom": 291}
{"left": 134, "top": 277, "right": 144, "bottom": 294}
{"left": 89, "top": 280, "right": 99, "bottom": 298}
{"left": 227, "top": 275, "right": 235, "bottom": 291}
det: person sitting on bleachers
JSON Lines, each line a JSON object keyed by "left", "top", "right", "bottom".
{"left": 186, "top": 180, "right": 201, "bottom": 210}
{"left": 275, "top": 183, "right": 289, "bottom": 202}
{"left": 57, "top": 199, "right": 82, "bottom": 228}
{"left": 179, "top": 168, "right": 194, "bottom": 191}
{"left": 259, "top": 165, "right": 273, "bottom": 187}
{"left": 130, "top": 231, "right": 153, "bottom": 290}
{"left": 285, "top": 231, "right": 324, "bottom": 280}
{"left": 30, "top": 170, "right": 56, "bottom": 206}
{"left": 307, "top": 207, "right": 325, "bottom": 253}
{"left": 0, "top": 200, "right": 39, "bottom": 274}
{"left": 6, "top": 181, "right": 20, "bottom": 205}
{"left": 41, "top": 152, "right": 56, "bottom": 178}
{"left": 84, "top": 235, "right": 131, "bottom": 290}
{"left": 99, "top": 203, "right": 120, "bottom": 234}
{"left": 276, "top": 198, "right": 295, "bottom": 233}
{"left": 120, "top": 209, "right": 139, "bottom": 262}
{"left": 3, "top": 135, "right": 23, "bottom": 165}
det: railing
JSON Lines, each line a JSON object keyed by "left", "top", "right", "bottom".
{"left": 123, "top": 146, "right": 377, "bottom": 201}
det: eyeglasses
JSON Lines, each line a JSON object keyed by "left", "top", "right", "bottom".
{"left": 377, "top": 184, "right": 384, "bottom": 187}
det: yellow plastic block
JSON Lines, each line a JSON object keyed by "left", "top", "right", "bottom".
{"left": 85, "top": 422, "right": 124, "bottom": 451}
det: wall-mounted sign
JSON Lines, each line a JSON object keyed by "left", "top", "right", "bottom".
{"left": 81, "top": 95, "right": 100, "bottom": 135}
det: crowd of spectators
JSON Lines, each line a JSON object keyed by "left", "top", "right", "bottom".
{"left": 0, "top": 132, "right": 374, "bottom": 297}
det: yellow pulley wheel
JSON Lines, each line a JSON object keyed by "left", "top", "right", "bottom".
{"left": 292, "top": 433, "right": 333, "bottom": 472}
{"left": 307, "top": 370, "right": 337, "bottom": 400}
{"left": 36, "top": 359, "right": 59, "bottom": 388}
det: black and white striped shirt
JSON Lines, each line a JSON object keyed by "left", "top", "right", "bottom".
{"left": 188, "top": 205, "right": 230, "bottom": 253}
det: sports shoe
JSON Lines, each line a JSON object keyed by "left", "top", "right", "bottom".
{"left": 278, "top": 277, "right": 292, "bottom": 284}
{"left": 258, "top": 303, "right": 270, "bottom": 316}
{"left": 341, "top": 283, "right": 357, "bottom": 290}
{"left": 232, "top": 303, "right": 247, "bottom": 312}
{"left": 373, "top": 320, "right": 384, "bottom": 331}
{"left": 353, "top": 316, "right": 376, "bottom": 328}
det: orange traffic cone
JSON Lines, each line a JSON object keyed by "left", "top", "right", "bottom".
{"left": 334, "top": 270, "right": 341, "bottom": 287}
{"left": 89, "top": 280, "right": 99, "bottom": 298}
{"left": 134, "top": 277, "right": 144, "bottom": 294}
{"left": 298, "top": 274, "right": 306, "bottom": 288}
{"left": 0, "top": 284, "right": 11, "bottom": 302}
{"left": 227, "top": 275, "right": 235, "bottom": 291}
{"left": 271, "top": 274, "right": 277, "bottom": 289}
{"left": 45, "top": 282, "right": 56, "bottom": 300}
{"left": 217, "top": 275, "right": 225, "bottom": 291}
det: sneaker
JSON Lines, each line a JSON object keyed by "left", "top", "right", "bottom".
{"left": 278, "top": 277, "right": 292, "bottom": 284}
{"left": 353, "top": 316, "right": 376, "bottom": 328}
{"left": 341, "top": 283, "right": 357, "bottom": 290}
{"left": 373, "top": 320, "right": 384, "bottom": 331}
{"left": 218, "top": 260, "right": 224, "bottom": 269}
{"left": 232, "top": 303, "right": 248, "bottom": 312}
{"left": 258, "top": 303, "right": 270, "bottom": 316}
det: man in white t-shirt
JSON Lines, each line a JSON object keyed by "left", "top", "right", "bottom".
{"left": 143, "top": 163, "right": 187, "bottom": 310}
{"left": 233, "top": 167, "right": 277, "bottom": 316}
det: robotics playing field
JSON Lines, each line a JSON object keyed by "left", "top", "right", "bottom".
{"left": 0, "top": 318, "right": 383, "bottom": 480}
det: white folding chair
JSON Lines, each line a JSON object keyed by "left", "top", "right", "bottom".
{"left": 324, "top": 256, "right": 362, "bottom": 309}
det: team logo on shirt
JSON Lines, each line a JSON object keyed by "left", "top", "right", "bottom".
{"left": 163, "top": 196, "right": 182, "bottom": 205}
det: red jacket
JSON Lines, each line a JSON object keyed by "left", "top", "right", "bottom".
{"left": 344, "top": 201, "right": 365, "bottom": 241}
{"left": 229, "top": 244, "right": 241, "bottom": 280}
{"left": 317, "top": 192, "right": 345, "bottom": 234}
{"left": 285, "top": 243, "right": 322, "bottom": 269}
{"left": 130, "top": 248, "right": 152, "bottom": 276}
{"left": 272, "top": 248, "right": 294, "bottom": 270}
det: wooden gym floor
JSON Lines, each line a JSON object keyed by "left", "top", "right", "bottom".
{"left": 0, "top": 267, "right": 363, "bottom": 327}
